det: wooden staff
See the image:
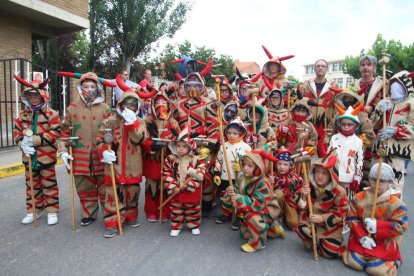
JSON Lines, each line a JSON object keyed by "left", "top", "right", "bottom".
{"left": 213, "top": 76, "right": 234, "bottom": 188}
{"left": 158, "top": 165, "right": 205, "bottom": 210}
{"left": 252, "top": 93, "right": 257, "bottom": 149}
{"left": 369, "top": 49, "right": 390, "bottom": 235}
{"left": 158, "top": 147, "right": 166, "bottom": 224}
{"left": 302, "top": 162, "right": 319, "bottom": 261}
{"left": 28, "top": 156, "right": 37, "bottom": 227}
{"left": 69, "top": 145, "right": 76, "bottom": 230}
{"left": 23, "top": 128, "right": 36, "bottom": 227}
{"left": 104, "top": 129, "right": 123, "bottom": 236}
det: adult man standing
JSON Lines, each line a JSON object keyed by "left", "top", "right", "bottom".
{"left": 110, "top": 70, "right": 139, "bottom": 102}
{"left": 300, "top": 59, "right": 338, "bottom": 152}
{"left": 355, "top": 55, "right": 383, "bottom": 115}
{"left": 139, "top": 69, "right": 153, "bottom": 117}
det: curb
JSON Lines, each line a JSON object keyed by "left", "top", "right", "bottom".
{"left": 0, "top": 159, "right": 63, "bottom": 179}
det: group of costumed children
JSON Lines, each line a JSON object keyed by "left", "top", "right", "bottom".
{"left": 13, "top": 47, "right": 410, "bottom": 275}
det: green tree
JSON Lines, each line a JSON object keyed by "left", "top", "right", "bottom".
{"left": 344, "top": 34, "right": 414, "bottom": 79}
{"left": 98, "top": 0, "right": 192, "bottom": 73}
{"left": 144, "top": 41, "right": 235, "bottom": 87}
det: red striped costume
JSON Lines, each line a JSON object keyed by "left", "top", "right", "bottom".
{"left": 96, "top": 91, "right": 148, "bottom": 229}
{"left": 163, "top": 138, "right": 205, "bottom": 231}
{"left": 295, "top": 151, "right": 349, "bottom": 258}
{"left": 14, "top": 81, "right": 60, "bottom": 214}
{"left": 58, "top": 81, "right": 111, "bottom": 220}
{"left": 342, "top": 189, "right": 408, "bottom": 275}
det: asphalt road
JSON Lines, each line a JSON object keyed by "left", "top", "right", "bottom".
{"left": 0, "top": 164, "right": 412, "bottom": 275}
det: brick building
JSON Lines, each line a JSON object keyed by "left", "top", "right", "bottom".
{"left": 0, "top": 0, "right": 89, "bottom": 148}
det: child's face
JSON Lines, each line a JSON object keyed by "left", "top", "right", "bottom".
{"left": 368, "top": 177, "right": 390, "bottom": 195}
{"left": 249, "top": 110, "right": 262, "bottom": 124}
{"left": 293, "top": 109, "right": 308, "bottom": 117}
{"left": 314, "top": 165, "right": 331, "bottom": 187}
{"left": 270, "top": 95, "right": 281, "bottom": 106}
{"left": 176, "top": 141, "right": 190, "bottom": 156}
{"left": 121, "top": 97, "right": 138, "bottom": 112}
{"left": 81, "top": 80, "right": 98, "bottom": 100}
{"left": 276, "top": 160, "right": 291, "bottom": 175}
{"left": 241, "top": 157, "right": 256, "bottom": 177}
{"left": 220, "top": 85, "right": 231, "bottom": 100}
{"left": 225, "top": 128, "right": 242, "bottom": 140}
{"left": 339, "top": 118, "right": 357, "bottom": 132}
{"left": 27, "top": 92, "right": 43, "bottom": 106}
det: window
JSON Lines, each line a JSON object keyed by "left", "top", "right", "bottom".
{"left": 328, "top": 63, "right": 333, "bottom": 72}
{"left": 333, "top": 63, "right": 340, "bottom": 71}
{"left": 306, "top": 66, "right": 314, "bottom": 74}
{"left": 346, "top": 77, "right": 354, "bottom": 86}
{"left": 337, "top": 78, "right": 343, "bottom": 88}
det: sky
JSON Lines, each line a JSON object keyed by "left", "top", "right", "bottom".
{"left": 158, "top": 0, "right": 414, "bottom": 79}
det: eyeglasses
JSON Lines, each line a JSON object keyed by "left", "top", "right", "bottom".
{"left": 26, "top": 93, "right": 42, "bottom": 99}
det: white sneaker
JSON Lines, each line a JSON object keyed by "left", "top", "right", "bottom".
{"left": 47, "top": 213, "right": 58, "bottom": 225}
{"left": 21, "top": 212, "right": 42, "bottom": 224}
{"left": 191, "top": 228, "right": 201, "bottom": 235}
{"left": 170, "top": 229, "right": 181, "bottom": 237}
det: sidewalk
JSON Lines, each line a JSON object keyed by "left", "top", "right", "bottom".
{"left": 0, "top": 147, "right": 62, "bottom": 179}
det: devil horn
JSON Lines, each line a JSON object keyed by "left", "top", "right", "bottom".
{"left": 334, "top": 103, "right": 346, "bottom": 115}
{"left": 138, "top": 86, "right": 157, "bottom": 100}
{"left": 39, "top": 77, "right": 50, "bottom": 89}
{"left": 296, "top": 89, "right": 303, "bottom": 100}
{"left": 196, "top": 60, "right": 207, "bottom": 66}
{"left": 358, "top": 84, "right": 368, "bottom": 95}
{"left": 262, "top": 45, "right": 273, "bottom": 59}
{"left": 351, "top": 102, "right": 364, "bottom": 115}
{"left": 200, "top": 57, "right": 213, "bottom": 76}
{"left": 250, "top": 71, "right": 263, "bottom": 83}
{"left": 14, "top": 74, "right": 32, "bottom": 87}
{"left": 323, "top": 154, "right": 337, "bottom": 169}
{"left": 174, "top": 72, "right": 184, "bottom": 81}
{"left": 262, "top": 74, "right": 273, "bottom": 91}
{"left": 235, "top": 67, "right": 245, "bottom": 80}
{"left": 58, "top": 72, "right": 82, "bottom": 79}
{"left": 277, "top": 55, "right": 295, "bottom": 62}
{"left": 407, "top": 72, "right": 414, "bottom": 78}
{"left": 329, "top": 87, "right": 343, "bottom": 93}
{"left": 116, "top": 74, "right": 131, "bottom": 92}
{"left": 170, "top": 58, "right": 186, "bottom": 64}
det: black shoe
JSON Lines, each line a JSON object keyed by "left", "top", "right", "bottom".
{"left": 125, "top": 220, "right": 140, "bottom": 227}
{"left": 104, "top": 228, "right": 118, "bottom": 238}
{"left": 232, "top": 217, "right": 242, "bottom": 231}
{"left": 80, "top": 217, "right": 95, "bottom": 226}
{"left": 215, "top": 215, "right": 229, "bottom": 224}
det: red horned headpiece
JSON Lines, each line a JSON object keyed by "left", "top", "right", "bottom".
{"left": 57, "top": 71, "right": 116, "bottom": 87}
{"left": 115, "top": 74, "right": 157, "bottom": 100}
{"left": 14, "top": 74, "right": 50, "bottom": 91}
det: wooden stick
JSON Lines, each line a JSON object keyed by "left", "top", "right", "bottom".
{"left": 28, "top": 156, "right": 37, "bottom": 227}
{"left": 252, "top": 94, "right": 257, "bottom": 149}
{"left": 69, "top": 146, "right": 76, "bottom": 230}
{"left": 215, "top": 79, "right": 234, "bottom": 188}
{"left": 107, "top": 144, "right": 124, "bottom": 236}
{"left": 158, "top": 174, "right": 195, "bottom": 210}
{"left": 158, "top": 147, "right": 166, "bottom": 224}
{"left": 302, "top": 162, "right": 319, "bottom": 261}
{"left": 369, "top": 156, "right": 383, "bottom": 239}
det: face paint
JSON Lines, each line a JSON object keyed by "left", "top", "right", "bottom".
{"left": 81, "top": 81, "right": 98, "bottom": 103}
{"left": 156, "top": 104, "right": 169, "bottom": 120}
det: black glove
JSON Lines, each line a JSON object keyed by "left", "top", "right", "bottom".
{"left": 151, "top": 141, "right": 167, "bottom": 151}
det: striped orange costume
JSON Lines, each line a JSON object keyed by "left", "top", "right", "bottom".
{"left": 13, "top": 77, "right": 60, "bottom": 215}
{"left": 58, "top": 72, "right": 113, "bottom": 221}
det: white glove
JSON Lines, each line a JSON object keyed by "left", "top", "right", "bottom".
{"left": 60, "top": 151, "right": 74, "bottom": 170}
{"left": 187, "top": 167, "right": 203, "bottom": 181}
{"left": 359, "top": 236, "right": 376, "bottom": 250}
{"left": 21, "top": 142, "right": 35, "bottom": 157}
{"left": 377, "top": 99, "right": 393, "bottom": 113}
{"left": 122, "top": 108, "right": 137, "bottom": 125}
{"left": 378, "top": 126, "right": 397, "bottom": 140}
{"left": 23, "top": 135, "right": 34, "bottom": 147}
{"left": 282, "top": 126, "right": 289, "bottom": 134}
{"left": 364, "top": 218, "right": 377, "bottom": 234}
{"left": 101, "top": 150, "right": 116, "bottom": 164}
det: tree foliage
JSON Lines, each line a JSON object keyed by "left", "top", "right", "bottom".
{"left": 95, "top": 0, "right": 192, "bottom": 73}
{"left": 142, "top": 40, "right": 236, "bottom": 87}
{"left": 344, "top": 34, "right": 414, "bottom": 79}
